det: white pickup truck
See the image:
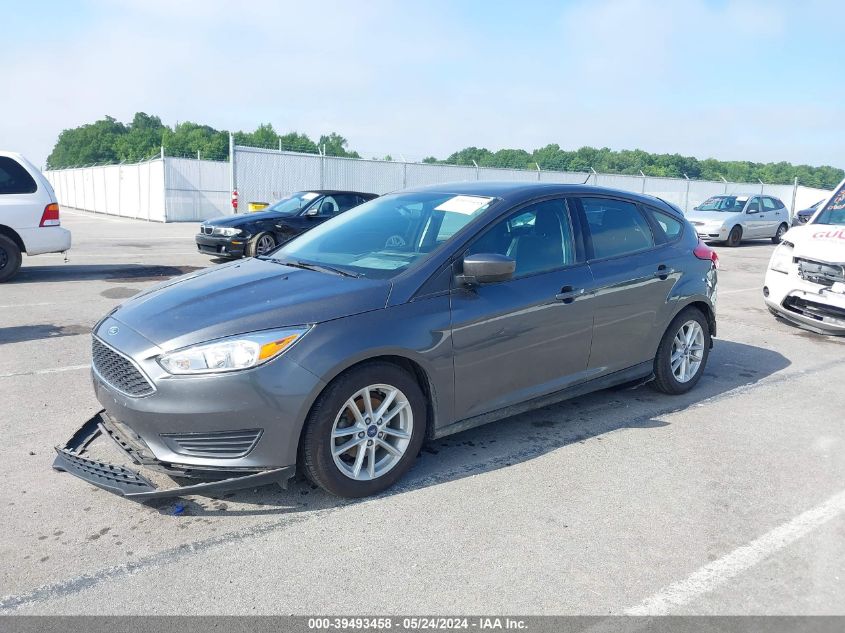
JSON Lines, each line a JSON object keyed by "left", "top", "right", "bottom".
{"left": 0, "top": 151, "right": 71, "bottom": 282}
{"left": 764, "top": 178, "right": 845, "bottom": 334}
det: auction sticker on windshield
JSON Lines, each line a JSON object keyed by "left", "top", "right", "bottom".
{"left": 302, "top": 192, "right": 320, "bottom": 200}
{"left": 435, "top": 195, "right": 494, "bottom": 215}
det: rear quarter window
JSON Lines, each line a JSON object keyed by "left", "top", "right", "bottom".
{"left": 646, "top": 207, "right": 684, "bottom": 241}
{"left": 0, "top": 157, "right": 37, "bottom": 195}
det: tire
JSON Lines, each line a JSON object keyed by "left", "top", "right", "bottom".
{"left": 299, "top": 362, "right": 427, "bottom": 497}
{"left": 772, "top": 223, "right": 788, "bottom": 244}
{"left": 726, "top": 225, "right": 742, "bottom": 247}
{"left": 246, "top": 232, "right": 276, "bottom": 257}
{"left": 0, "top": 234, "right": 22, "bottom": 283}
{"left": 651, "top": 307, "right": 711, "bottom": 395}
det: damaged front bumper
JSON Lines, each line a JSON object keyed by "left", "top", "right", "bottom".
{"left": 53, "top": 411, "right": 295, "bottom": 501}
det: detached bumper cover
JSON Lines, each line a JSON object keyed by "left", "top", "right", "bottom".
{"left": 53, "top": 411, "right": 294, "bottom": 500}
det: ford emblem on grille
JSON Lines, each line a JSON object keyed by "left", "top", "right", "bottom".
{"left": 108, "top": 326, "right": 119, "bottom": 336}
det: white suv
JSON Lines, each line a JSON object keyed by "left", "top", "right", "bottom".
{"left": 0, "top": 151, "right": 71, "bottom": 282}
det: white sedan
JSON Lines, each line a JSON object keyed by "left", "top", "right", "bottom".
{"left": 687, "top": 194, "right": 790, "bottom": 246}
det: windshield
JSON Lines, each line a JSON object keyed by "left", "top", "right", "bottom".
{"left": 695, "top": 196, "right": 747, "bottom": 212}
{"left": 269, "top": 191, "right": 496, "bottom": 278}
{"left": 266, "top": 192, "right": 321, "bottom": 215}
{"left": 813, "top": 184, "right": 845, "bottom": 226}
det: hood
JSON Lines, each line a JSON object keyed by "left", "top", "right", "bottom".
{"left": 110, "top": 258, "right": 391, "bottom": 350}
{"left": 784, "top": 225, "right": 845, "bottom": 264}
{"left": 686, "top": 210, "right": 735, "bottom": 224}
{"left": 203, "top": 209, "right": 297, "bottom": 227}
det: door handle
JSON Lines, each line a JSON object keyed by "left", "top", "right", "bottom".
{"left": 555, "top": 286, "right": 585, "bottom": 303}
{"left": 654, "top": 265, "right": 675, "bottom": 280}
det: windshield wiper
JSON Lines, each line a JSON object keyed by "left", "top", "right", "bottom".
{"left": 262, "top": 257, "right": 360, "bottom": 278}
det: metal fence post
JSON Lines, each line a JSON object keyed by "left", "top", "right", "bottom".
{"left": 790, "top": 176, "right": 799, "bottom": 219}
{"left": 720, "top": 176, "right": 728, "bottom": 194}
{"left": 683, "top": 173, "right": 690, "bottom": 212}
{"left": 639, "top": 170, "right": 646, "bottom": 193}
{"left": 758, "top": 179, "right": 765, "bottom": 195}
{"left": 228, "top": 133, "right": 235, "bottom": 215}
{"left": 319, "top": 145, "right": 325, "bottom": 189}
{"left": 536, "top": 162, "right": 541, "bottom": 181}
{"left": 472, "top": 160, "right": 479, "bottom": 180}
{"left": 590, "top": 167, "right": 598, "bottom": 186}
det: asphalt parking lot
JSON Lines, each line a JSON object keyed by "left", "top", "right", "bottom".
{"left": 1, "top": 207, "right": 843, "bottom": 615}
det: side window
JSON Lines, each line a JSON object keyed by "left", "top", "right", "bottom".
{"left": 0, "top": 157, "right": 38, "bottom": 195}
{"left": 331, "top": 194, "right": 358, "bottom": 213}
{"left": 318, "top": 196, "right": 339, "bottom": 216}
{"left": 762, "top": 197, "right": 776, "bottom": 211}
{"left": 772, "top": 198, "right": 785, "bottom": 210}
{"left": 646, "top": 207, "right": 683, "bottom": 241}
{"left": 581, "top": 197, "right": 654, "bottom": 259}
{"left": 746, "top": 197, "right": 761, "bottom": 212}
{"left": 466, "top": 199, "right": 574, "bottom": 277}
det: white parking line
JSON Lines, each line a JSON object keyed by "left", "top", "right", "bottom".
{"left": 0, "top": 302, "right": 56, "bottom": 309}
{"left": 0, "top": 365, "right": 88, "bottom": 379}
{"left": 719, "top": 287, "right": 762, "bottom": 295}
{"left": 625, "top": 489, "right": 845, "bottom": 615}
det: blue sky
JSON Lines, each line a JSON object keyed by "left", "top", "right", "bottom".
{"left": 1, "top": 0, "right": 842, "bottom": 168}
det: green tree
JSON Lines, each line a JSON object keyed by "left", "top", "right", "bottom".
{"left": 47, "top": 116, "right": 128, "bottom": 168}
{"left": 318, "top": 133, "right": 359, "bottom": 158}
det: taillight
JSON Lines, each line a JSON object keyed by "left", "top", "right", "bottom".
{"left": 40, "top": 203, "right": 60, "bottom": 227}
{"left": 693, "top": 240, "right": 719, "bottom": 269}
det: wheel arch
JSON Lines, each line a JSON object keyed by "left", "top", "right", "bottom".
{"left": 296, "top": 352, "right": 439, "bottom": 464}
{"left": 0, "top": 225, "right": 26, "bottom": 253}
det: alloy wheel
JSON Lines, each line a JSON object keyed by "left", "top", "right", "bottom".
{"left": 256, "top": 234, "right": 275, "bottom": 255}
{"left": 330, "top": 384, "right": 413, "bottom": 481}
{"left": 670, "top": 320, "right": 705, "bottom": 383}
{"left": 0, "top": 247, "right": 7, "bottom": 270}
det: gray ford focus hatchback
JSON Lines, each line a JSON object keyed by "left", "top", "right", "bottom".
{"left": 56, "top": 183, "right": 718, "bottom": 500}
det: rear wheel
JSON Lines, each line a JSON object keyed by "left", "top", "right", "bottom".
{"left": 0, "top": 234, "right": 22, "bottom": 283}
{"left": 246, "top": 232, "right": 276, "bottom": 257}
{"left": 300, "top": 362, "right": 427, "bottom": 497}
{"left": 651, "top": 307, "right": 711, "bottom": 395}
{"left": 772, "top": 223, "right": 788, "bottom": 244}
{"left": 726, "top": 225, "right": 742, "bottom": 247}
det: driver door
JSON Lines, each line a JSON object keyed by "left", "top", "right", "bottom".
{"left": 450, "top": 199, "right": 595, "bottom": 421}
{"left": 744, "top": 196, "right": 764, "bottom": 237}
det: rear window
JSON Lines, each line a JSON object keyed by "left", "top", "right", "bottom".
{"left": 0, "top": 157, "right": 37, "bottom": 195}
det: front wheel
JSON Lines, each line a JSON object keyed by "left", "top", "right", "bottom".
{"left": 772, "top": 223, "right": 788, "bottom": 244}
{"left": 726, "top": 225, "right": 742, "bottom": 247}
{"left": 651, "top": 308, "right": 711, "bottom": 395}
{"left": 299, "top": 362, "right": 427, "bottom": 497}
{"left": 246, "top": 232, "right": 276, "bottom": 257}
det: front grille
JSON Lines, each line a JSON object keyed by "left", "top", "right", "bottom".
{"left": 201, "top": 225, "right": 214, "bottom": 235}
{"left": 92, "top": 338, "right": 154, "bottom": 397}
{"left": 797, "top": 258, "right": 845, "bottom": 288}
{"left": 160, "top": 429, "right": 262, "bottom": 458}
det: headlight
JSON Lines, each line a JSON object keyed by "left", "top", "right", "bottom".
{"left": 158, "top": 327, "right": 310, "bottom": 375}
{"left": 769, "top": 242, "right": 794, "bottom": 274}
{"left": 213, "top": 227, "right": 242, "bottom": 237}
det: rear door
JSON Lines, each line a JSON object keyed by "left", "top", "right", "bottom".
{"left": 450, "top": 198, "right": 595, "bottom": 421}
{"left": 0, "top": 155, "right": 45, "bottom": 234}
{"left": 575, "top": 196, "right": 677, "bottom": 375}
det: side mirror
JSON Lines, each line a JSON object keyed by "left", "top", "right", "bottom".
{"left": 746, "top": 208, "right": 759, "bottom": 215}
{"left": 305, "top": 207, "right": 319, "bottom": 217}
{"left": 457, "top": 253, "right": 515, "bottom": 286}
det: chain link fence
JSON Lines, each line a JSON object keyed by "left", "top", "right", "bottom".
{"left": 44, "top": 142, "right": 832, "bottom": 222}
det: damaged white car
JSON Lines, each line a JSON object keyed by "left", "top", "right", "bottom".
{"left": 764, "top": 179, "right": 845, "bottom": 335}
